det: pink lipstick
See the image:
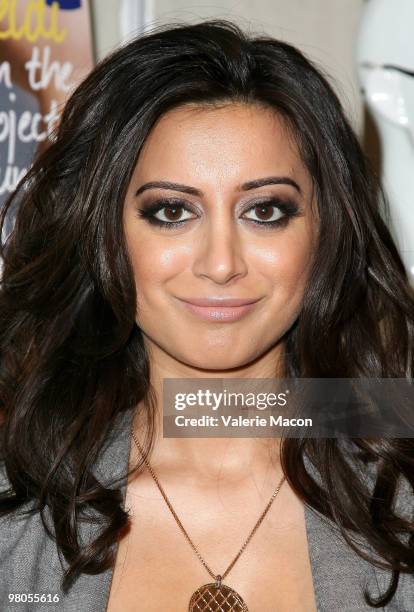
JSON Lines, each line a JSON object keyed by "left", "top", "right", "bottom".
{"left": 177, "top": 297, "right": 260, "bottom": 322}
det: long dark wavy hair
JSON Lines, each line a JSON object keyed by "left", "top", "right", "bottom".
{"left": 0, "top": 19, "right": 413, "bottom": 606}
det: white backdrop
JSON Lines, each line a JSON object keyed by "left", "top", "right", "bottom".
{"left": 90, "top": 0, "right": 366, "bottom": 134}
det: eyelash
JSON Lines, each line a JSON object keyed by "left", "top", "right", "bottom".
{"left": 136, "top": 197, "right": 300, "bottom": 230}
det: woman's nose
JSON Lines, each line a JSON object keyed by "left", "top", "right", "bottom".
{"left": 191, "top": 218, "right": 248, "bottom": 285}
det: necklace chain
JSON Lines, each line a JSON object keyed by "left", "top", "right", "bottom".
{"left": 131, "top": 430, "right": 286, "bottom": 582}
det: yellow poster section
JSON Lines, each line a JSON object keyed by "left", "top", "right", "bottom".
{"left": 0, "top": 0, "right": 67, "bottom": 43}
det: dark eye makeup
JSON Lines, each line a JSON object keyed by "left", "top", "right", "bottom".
{"left": 136, "top": 196, "right": 301, "bottom": 230}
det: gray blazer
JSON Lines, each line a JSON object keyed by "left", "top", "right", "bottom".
{"left": 0, "top": 407, "right": 413, "bottom": 611}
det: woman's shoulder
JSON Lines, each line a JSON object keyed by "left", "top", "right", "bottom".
{"left": 0, "top": 461, "right": 65, "bottom": 609}
{"left": 0, "top": 408, "right": 134, "bottom": 611}
{"left": 304, "top": 444, "right": 414, "bottom": 610}
{"left": 0, "top": 488, "right": 114, "bottom": 610}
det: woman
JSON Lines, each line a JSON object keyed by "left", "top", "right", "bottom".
{"left": 0, "top": 19, "right": 413, "bottom": 612}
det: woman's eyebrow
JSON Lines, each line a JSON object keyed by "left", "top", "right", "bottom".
{"left": 134, "top": 176, "right": 302, "bottom": 197}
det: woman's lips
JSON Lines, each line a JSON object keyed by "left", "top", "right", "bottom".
{"left": 177, "top": 297, "right": 260, "bottom": 322}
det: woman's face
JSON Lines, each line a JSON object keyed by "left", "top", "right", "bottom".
{"left": 123, "top": 103, "right": 318, "bottom": 371}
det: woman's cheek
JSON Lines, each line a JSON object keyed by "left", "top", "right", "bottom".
{"left": 248, "top": 233, "right": 313, "bottom": 305}
{"left": 131, "top": 241, "right": 192, "bottom": 296}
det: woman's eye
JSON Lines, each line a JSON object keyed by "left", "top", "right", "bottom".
{"left": 152, "top": 205, "right": 196, "bottom": 223}
{"left": 242, "top": 203, "right": 285, "bottom": 224}
{"left": 137, "top": 201, "right": 198, "bottom": 227}
{"left": 137, "top": 198, "right": 299, "bottom": 229}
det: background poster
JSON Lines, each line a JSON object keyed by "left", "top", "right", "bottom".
{"left": 0, "top": 0, "right": 94, "bottom": 233}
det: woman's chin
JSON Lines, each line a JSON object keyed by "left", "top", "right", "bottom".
{"left": 175, "top": 351, "right": 260, "bottom": 373}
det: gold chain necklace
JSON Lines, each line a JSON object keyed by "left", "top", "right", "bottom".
{"left": 131, "top": 431, "right": 286, "bottom": 612}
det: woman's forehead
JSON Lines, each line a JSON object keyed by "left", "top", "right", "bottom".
{"left": 131, "top": 102, "right": 311, "bottom": 195}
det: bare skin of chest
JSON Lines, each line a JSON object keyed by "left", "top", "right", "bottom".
{"left": 106, "top": 471, "right": 317, "bottom": 612}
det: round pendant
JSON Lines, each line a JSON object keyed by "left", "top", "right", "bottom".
{"left": 189, "top": 582, "right": 249, "bottom": 611}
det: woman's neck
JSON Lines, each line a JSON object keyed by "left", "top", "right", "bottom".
{"left": 130, "top": 338, "right": 284, "bottom": 485}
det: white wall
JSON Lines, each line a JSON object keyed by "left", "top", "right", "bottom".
{"left": 90, "top": 0, "right": 121, "bottom": 60}
{"left": 90, "top": 0, "right": 366, "bottom": 132}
